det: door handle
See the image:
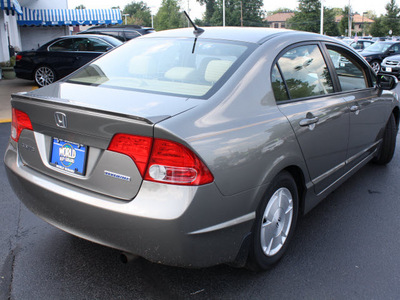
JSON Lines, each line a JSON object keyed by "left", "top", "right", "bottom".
{"left": 350, "top": 105, "right": 360, "bottom": 115}
{"left": 299, "top": 116, "right": 319, "bottom": 127}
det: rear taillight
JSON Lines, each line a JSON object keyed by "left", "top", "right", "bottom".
{"left": 107, "top": 134, "right": 214, "bottom": 186}
{"left": 145, "top": 138, "right": 214, "bottom": 185}
{"left": 15, "top": 54, "right": 22, "bottom": 61}
{"left": 107, "top": 134, "right": 153, "bottom": 176}
{"left": 11, "top": 108, "right": 33, "bottom": 142}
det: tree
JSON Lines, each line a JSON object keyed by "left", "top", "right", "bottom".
{"left": 75, "top": 5, "right": 86, "bottom": 9}
{"left": 337, "top": 6, "right": 353, "bottom": 36}
{"left": 383, "top": 0, "right": 400, "bottom": 35}
{"left": 154, "top": 0, "right": 184, "bottom": 31}
{"left": 196, "top": 0, "right": 217, "bottom": 25}
{"left": 287, "top": 0, "right": 339, "bottom": 35}
{"left": 123, "top": 1, "right": 152, "bottom": 27}
{"left": 209, "top": 0, "right": 264, "bottom": 27}
{"left": 266, "top": 8, "right": 293, "bottom": 16}
{"left": 370, "top": 16, "right": 386, "bottom": 37}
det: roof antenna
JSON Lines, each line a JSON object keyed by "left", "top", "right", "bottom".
{"left": 184, "top": 11, "right": 204, "bottom": 54}
{"left": 184, "top": 11, "right": 204, "bottom": 37}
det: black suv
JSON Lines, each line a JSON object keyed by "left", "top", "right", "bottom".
{"left": 78, "top": 25, "right": 155, "bottom": 42}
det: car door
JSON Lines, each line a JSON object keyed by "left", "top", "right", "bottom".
{"left": 72, "top": 37, "right": 112, "bottom": 68}
{"left": 273, "top": 43, "right": 350, "bottom": 195}
{"left": 324, "top": 44, "right": 389, "bottom": 170}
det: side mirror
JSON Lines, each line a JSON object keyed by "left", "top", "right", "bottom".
{"left": 376, "top": 73, "right": 398, "bottom": 91}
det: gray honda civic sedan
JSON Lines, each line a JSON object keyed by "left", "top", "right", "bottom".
{"left": 4, "top": 27, "right": 399, "bottom": 270}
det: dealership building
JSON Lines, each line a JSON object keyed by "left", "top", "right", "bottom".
{"left": 0, "top": 0, "right": 121, "bottom": 64}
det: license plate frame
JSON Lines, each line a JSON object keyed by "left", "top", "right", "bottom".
{"left": 50, "top": 138, "right": 87, "bottom": 175}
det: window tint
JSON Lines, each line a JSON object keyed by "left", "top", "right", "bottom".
{"left": 271, "top": 65, "right": 289, "bottom": 101}
{"left": 100, "top": 31, "right": 124, "bottom": 41}
{"left": 74, "top": 38, "right": 111, "bottom": 52}
{"left": 48, "top": 39, "right": 75, "bottom": 51}
{"left": 327, "top": 47, "right": 367, "bottom": 91}
{"left": 275, "top": 45, "right": 334, "bottom": 100}
{"left": 68, "top": 38, "right": 252, "bottom": 98}
{"left": 390, "top": 44, "right": 400, "bottom": 53}
{"left": 124, "top": 31, "right": 141, "bottom": 40}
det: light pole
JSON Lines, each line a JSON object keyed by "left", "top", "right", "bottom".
{"left": 362, "top": 11, "right": 367, "bottom": 36}
{"left": 223, "top": 0, "right": 225, "bottom": 27}
{"left": 320, "top": 0, "right": 324, "bottom": 35}
{"left": 187, "top": 0, "right": 190, "bottom": 27}
{"left": 348, "top": 0, "right": 352, "bottom": 37}
{"left": 123, "top": 14, "right": 129, "bottom": 25}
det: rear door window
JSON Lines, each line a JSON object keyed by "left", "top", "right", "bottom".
{"left": 273, "top": 44, "right": 334, "bottom": 100}
{"left": 48, "top": 39, "right": 75, "bottom": 52}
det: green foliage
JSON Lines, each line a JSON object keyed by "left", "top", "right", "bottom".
{"left": 154, "top": 0, "right": 184, "bottom": 31}
{"left": 383, "top": 0, "right": 400, "bottom": 35}
{"left": 287, "top": 0, "right": 338, "bottom": 36}
{"left": 0, "top": 56, "right": 16, "bottom": 67}
{"left": 266, "top": 8, "right": 293, "bottom": 16}
{"left": 207, "top": 0, "right": 264, "bottom": 27}
{"left": 370, "top": 17, "right": 386, "bottom": 36}
{"left": 75, "top": 5, "right": 86, "bottom": 9}
{"left": 123, "top": 1, "right": 152, "bottom": 27}
{"left": 197, "top": 0, "right": 217, "bottom": 24}
{"left": 338, "top": 6, "right": 353, "bottom": 36}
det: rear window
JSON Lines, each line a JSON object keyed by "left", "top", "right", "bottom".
{"left": 67, "top": 37, "right": 252, "bottom": 98}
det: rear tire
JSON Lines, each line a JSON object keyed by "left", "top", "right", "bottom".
{"left": 34, "top": 66, "right": 56, "bottom": 87}
{"left": 247, "top": 171, "right": 299, "bottom": 271}
{"left": 373, "top": 114, "right": 397, "bottom": 165}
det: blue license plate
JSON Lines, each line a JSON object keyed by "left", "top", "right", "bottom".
{"left": 50, "top": 138, "right": 87, "bottom": 175}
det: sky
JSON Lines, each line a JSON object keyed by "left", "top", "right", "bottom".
{"left": 67, "top": 0, "right": 389, "bottom": 19}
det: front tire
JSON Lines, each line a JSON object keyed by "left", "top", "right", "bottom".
{"left": 247, "top": 171, "right": 299, "bottom": 271}
{"left": 373, "top": 113, "right": 397, "bottom": 165}
{"left": 34, "top": 66, "right": 56, "bottom": 87}
{"left": 370, "top": 60, "right": 381, "bottom": 73}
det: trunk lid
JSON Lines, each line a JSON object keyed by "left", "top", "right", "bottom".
{"left": 12, "top": 82, "right": 201, "bottom": 200}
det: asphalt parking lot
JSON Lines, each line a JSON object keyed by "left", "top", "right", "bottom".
{"left": 1, "top": 78, "right": 400, "bottom": 298}
{"left": 0, "top": 78, "right": 36, "bottom": 122}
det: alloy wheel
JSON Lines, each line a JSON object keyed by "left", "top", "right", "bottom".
{"left": 35, "top": 66, "right": 55, "bottom": 87}
{"left": 260, "top": 187, "right": 293, "bottom": 256}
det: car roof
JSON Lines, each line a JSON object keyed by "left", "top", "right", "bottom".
{"left": 352, "top": 39, "right": 373, "bottom": 42}
{"left": 144, "top": 27, "right": 333, "bottom": 44}
{"left": 57, "top": 34, "right": 119, "bottom": 39}
{"left": 376, "top": 41, "right": 400, "bottom": 44}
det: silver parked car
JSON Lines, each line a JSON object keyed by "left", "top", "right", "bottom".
{"left": 381, "top": 55, "right": 400, "bottom": 77}
{"left": 4, "top": 27, "right": 399, "bottom": 270}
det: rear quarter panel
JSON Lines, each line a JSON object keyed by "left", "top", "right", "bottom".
{"left": 154, "top": 36, "right": 312, "bottom": 209}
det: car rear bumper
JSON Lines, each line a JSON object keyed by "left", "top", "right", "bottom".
{"left": 14, "top": 67, "right": 33, "bottom": 80}
{"left": 4, "top": 142, "right": 255, "bottom": 268}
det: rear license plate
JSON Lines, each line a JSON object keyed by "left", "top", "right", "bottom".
{"left": 386, "top": 67, "right": 392, "bottom": 72}
{"left": 50, "top": 138, "right": 87, "bottom": 175}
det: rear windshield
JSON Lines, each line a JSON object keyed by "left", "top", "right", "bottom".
{"left": 67, "top": 37, "right": 252, "bottom": 98}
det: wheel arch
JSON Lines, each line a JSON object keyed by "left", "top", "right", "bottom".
{"left": 282, "top": 165, "right": 307, "bottom": 216}
{"left": 392, "top": 106, "right": 399, "bottom": 130}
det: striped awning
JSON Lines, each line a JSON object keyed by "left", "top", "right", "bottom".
{"left": 0, "top": 0, "right": 23, "bottom": 15}
{"left": 17, "top": 8, "right": 122, "bottom": 26}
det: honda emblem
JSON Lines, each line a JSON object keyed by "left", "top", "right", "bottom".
{"left": 54, "top": 112, "right": 67, "bottom": 128}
